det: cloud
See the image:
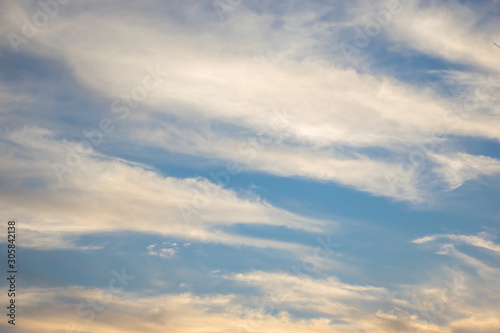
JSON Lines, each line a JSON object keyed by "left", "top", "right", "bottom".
{"left": 430, "top": 152, "right": 500, "bottom": 190}
{"left": 7, "top": 248, "right": 500, "bottom": 333}
{"left": 0, "top": 126, "right": 329, "bottom": 251}
{"left": 226, "top": 270, "right": 390, "bottom": 318}
{"left": 147, "top": 243, "right": 178, "bottom": 258}
{"left": 2, "top": 0, "right": 499, "bottom": 204}
{"left": 413, "top": 233, "right": 500, "bottom": 253}
{"left": 387, "top": 0, "right": 500, "bottom": 74}
{"left": 1, "top": 2, "right": 500, "bottom": 332}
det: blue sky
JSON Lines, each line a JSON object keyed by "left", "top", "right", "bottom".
{"left": 1, "top": 0, "right": 500, "bottom": 332}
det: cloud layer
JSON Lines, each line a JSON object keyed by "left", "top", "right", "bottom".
{"left": 0, "top": 1, "right": 499, "bottom": 332}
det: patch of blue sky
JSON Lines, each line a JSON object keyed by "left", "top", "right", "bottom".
{"left": 443, "top": 135, "right": 500, "bottom": 160}
{"left": 0, "top": 51, "right": 110, "bottom": 136}
{"left": 367, "top": 42, "right": 469, "bottom": 97}
{"left": 9, "top": 232, "right": 310, "bottom": 296}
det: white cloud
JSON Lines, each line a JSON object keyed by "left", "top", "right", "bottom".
{"left": 413, "top": 233, "right": 500, "bottom": 253}
{"left": 159, "top": 248, "right": 176, "bottom": 258}
{"left": 1, "top": 2, "right": 500, "bottom": 332}
{"left": 10, "top": 249, "right": 500, "bottom": 333}
{"left": 387, "top": 0, "right": 500, "bottom": 74}
{"left": 431, "top": 152, "right": 500, "bottom": 190}
{"left": 0, "top": 126, "right": 329, "bottom": 251}
{"left": 147, "top": 243, "right": 178, "bottom": 258}
{"left": 2, "top": 0, "right": 499, "bottom": 203}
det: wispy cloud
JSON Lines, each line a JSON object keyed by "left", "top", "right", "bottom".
{"left": 1, "top": 1, "right": 499, "bottom": 332}
{"left": 2, "top": 0, "right": 498, "bottom": 203}
{"left": 0, "top": 126, "right": 328, "bottom": 251}
{"left": 387, "top": 0, "right": 500, "bottom": 74}
{"left": 413, "top": 233, "right": 500, "bottom": 253}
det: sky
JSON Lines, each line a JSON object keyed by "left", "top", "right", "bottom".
{"left": 0, "top": 0, "right": 499, "bottom": 332}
